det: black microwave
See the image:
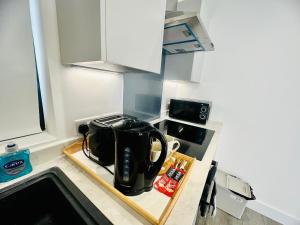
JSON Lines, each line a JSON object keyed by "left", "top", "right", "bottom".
{"left": 169, "top": 99, "right": 211, "bottom": 125}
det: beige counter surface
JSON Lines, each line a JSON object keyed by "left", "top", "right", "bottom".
{"left": 0, "top": 118, "right": 222, "bottom": 225}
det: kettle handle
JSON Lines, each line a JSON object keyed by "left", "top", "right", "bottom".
{"left": 147, "top": 129, "right": 168, "bottom": 177}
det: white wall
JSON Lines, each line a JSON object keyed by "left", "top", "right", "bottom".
{"left": 172, "top": 0, "right": 300, "bottom": 224}
{"left": 61, "top": 67, "right": 123, "bottom": 136}
{"left": 38, "top": 0, "right": 123, "bottom": 137}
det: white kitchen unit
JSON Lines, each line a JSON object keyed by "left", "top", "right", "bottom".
{"left": 166, "top": 0, "right": 201, "bottom": 12}
{"left": 164, "top": 52, "right": 205, "bottom": 82}
{"left": 55, "top": 0, "right": 166, "bottom": 74}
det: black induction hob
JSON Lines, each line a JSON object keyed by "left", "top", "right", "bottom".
{"left": 154, "top": 120, "right": 215, "bottom": 161}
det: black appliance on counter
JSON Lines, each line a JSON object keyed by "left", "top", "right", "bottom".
{"left": 154, "top": 119, "right": 214, "bottom": 161}
{"left": 169, "top": 99, "right": 211, "bottom": 125}
{"left": 114, "top": 120, "right": 167, "bottom": 196}
{"left": 87, "top": 114, "right": 137, "bottom": 166}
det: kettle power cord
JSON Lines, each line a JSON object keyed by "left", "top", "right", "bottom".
{"left": 79, "top": 124, "right": 114, "bottom": 176}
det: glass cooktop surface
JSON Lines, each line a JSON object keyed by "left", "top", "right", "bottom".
{"left": 154, "top": 120, "right": 215, "bottom": 161}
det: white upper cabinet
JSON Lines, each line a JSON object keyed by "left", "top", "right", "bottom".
{"left": 164, "top": 52, "right": 205, "bottom": 82}
{"left": 55, "top": 0, "right": 166, "bottom": 74}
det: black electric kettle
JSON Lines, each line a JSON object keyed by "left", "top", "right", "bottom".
{"left": 113, "top": 120, "right": 167, "bottom": 196}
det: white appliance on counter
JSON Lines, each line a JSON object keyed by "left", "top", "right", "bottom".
{"left": 55, "top": 0, "right": 166, "bottom": 73}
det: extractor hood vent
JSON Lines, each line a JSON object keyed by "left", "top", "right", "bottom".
{"left": 163, "top": 11, "right": 214, "bottom": 55}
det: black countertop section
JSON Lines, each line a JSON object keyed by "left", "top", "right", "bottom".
{"left": 154, "top": 120, "right": 215, "bottom": 161}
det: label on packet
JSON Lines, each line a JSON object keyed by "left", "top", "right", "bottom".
{"left": 154, "top": 164, "right": 186, "bottom": 197}
{"left": 154, "top": 165, "right": 177, "bottom": 193}
{"left": 164, "top": 169, "right": 185, "bottom": 197}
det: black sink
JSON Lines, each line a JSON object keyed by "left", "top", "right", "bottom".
{"left": 0, "top": 167, "right": 112, "bottom": 225}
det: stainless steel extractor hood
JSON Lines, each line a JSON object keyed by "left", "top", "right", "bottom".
{"left": 163, "top": 8, "right": 214, "bottom": 54}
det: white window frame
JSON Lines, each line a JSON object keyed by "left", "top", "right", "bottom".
{"left": 0, "top": 0, "right": 76, "bottom": 153}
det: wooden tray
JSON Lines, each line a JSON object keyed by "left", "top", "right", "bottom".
{"left": 64, "top": 141, "right": 195, "bottom": 225}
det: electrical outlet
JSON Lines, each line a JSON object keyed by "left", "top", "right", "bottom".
{"left": 74, "top": 112, "right": 122, "bottom": 136}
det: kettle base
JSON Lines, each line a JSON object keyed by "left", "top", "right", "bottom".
{"left": 114, "top": 184, "right": 153, "bottom": 196}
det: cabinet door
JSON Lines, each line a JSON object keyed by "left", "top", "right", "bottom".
{"left": 56, "top": 0, "right": 102, "bottom": 64}
{"left": 105, "top": 0, "right": 166, "bottom": 74}
{"left": 164, "top": 52, "right": 204, "bottom": 82}
{"left": 164, "top": 53, "right": 194, "bottom": 81}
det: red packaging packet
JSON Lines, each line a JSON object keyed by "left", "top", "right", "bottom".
{"left": 154, "top": 160, "right": 187, "bottom": 197}
{"left": 154, "top": 164, "right": 177, "bottom": 194}
{"left": 164, "top": 168, "right": 186, "bottom": 197}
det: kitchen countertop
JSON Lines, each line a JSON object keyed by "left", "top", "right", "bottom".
{"left": 0, "top": 117, "right": 222, "bottom": 225}
{"left": 151, "top": 117, "right": 223, "bottom": 225}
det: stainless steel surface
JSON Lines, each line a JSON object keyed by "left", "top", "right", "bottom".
{"left": 123, "top": 58, "right": 165, "bottom": 121}
{"left": 164, "top": 11, "right": 214, "bottom": 54}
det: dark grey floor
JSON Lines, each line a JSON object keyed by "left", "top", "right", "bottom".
{"left": 197, "top": 208, "right": 282, "bottom": 225}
